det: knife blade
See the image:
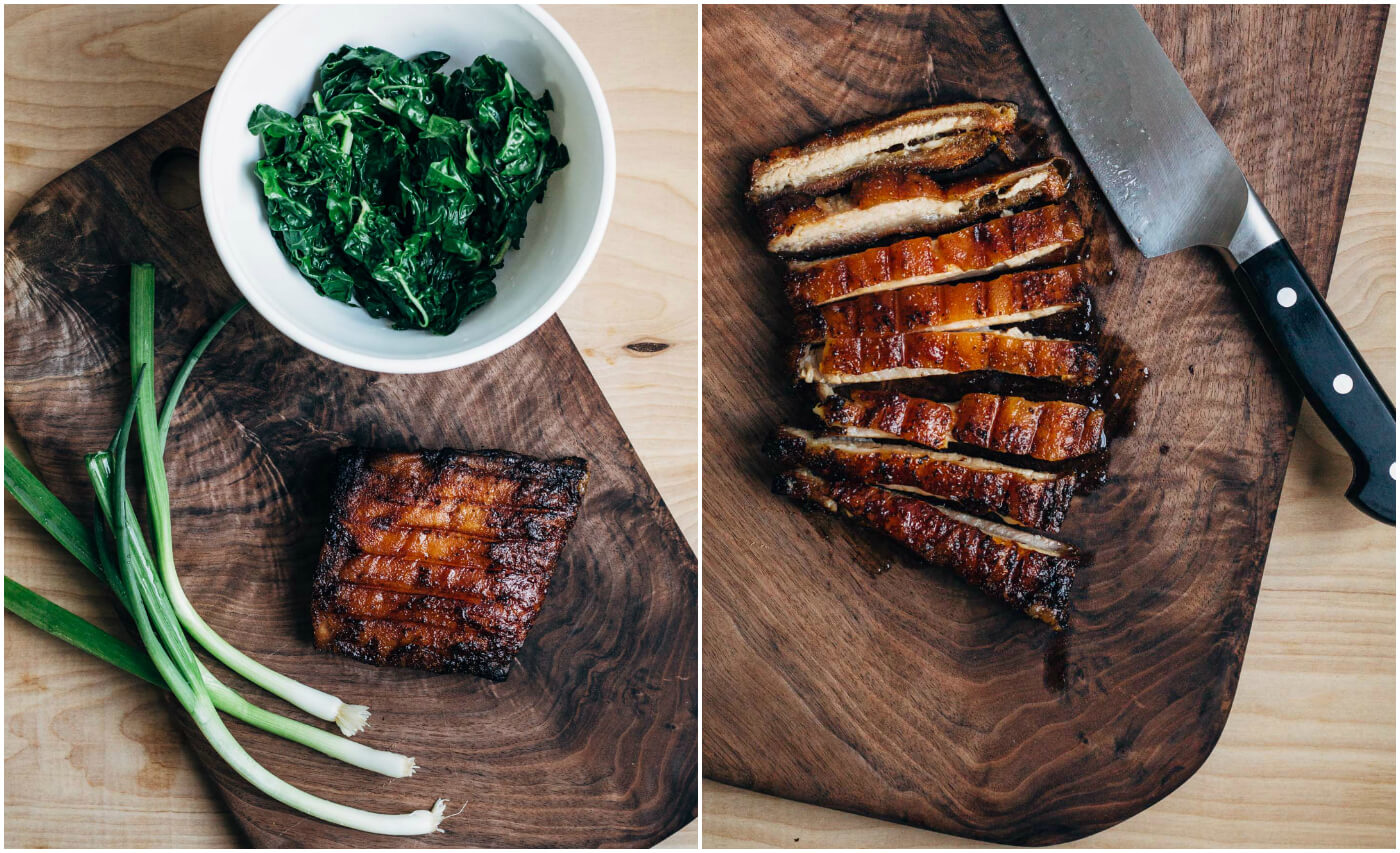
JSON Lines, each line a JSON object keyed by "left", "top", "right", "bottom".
{"left": 1007, "top": 4, "right": 1396, "bottom": 525}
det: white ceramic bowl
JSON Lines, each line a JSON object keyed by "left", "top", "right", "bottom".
{"left": 201, "top": 4, "right": 614, "bottom": 373}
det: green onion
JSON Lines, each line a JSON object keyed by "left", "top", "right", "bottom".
{"left": 81, "top": 453, "right": 416, "bottom": 778}
{"left": 109, "top": 369, "right": 444, "bottom": 834}
{"left": 128, "top": 265, "right": 368, "bottom": 736}
{"left": 4, "top": 576, "right": 163, "bottom": 687}
{"left": 4, "top": 448, "right": 98, "bottom": 574}
{"left": 5, "top": 267, "right": 447, "bottom": 832}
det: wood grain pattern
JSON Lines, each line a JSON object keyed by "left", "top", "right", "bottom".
{"left": 4, "top": 29, "right": 696, "bottom": 853}
{"left": 3, "top": 5, "right": 698, "bottom": 848}
{"left": 701, "top": 4, "right": 1391, "bottom": 846}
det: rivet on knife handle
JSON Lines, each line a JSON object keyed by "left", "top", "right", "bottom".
{"left": 1227, "top": 234, "right": 1396, "bottom": 525}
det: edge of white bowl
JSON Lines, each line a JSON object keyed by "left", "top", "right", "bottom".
{"left": 200, "top": 3, "right": 616, "bottom": 374}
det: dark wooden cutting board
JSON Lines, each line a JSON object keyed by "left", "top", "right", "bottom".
{"left": 702, "top": 4, "right": 1386, "bottom": 846}
{"left": 4, "top": 91, "right": 696, "bottom": 848}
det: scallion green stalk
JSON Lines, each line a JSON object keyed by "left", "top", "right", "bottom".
{"left": 128, "top": 265, "right": 368, "bottom": 735}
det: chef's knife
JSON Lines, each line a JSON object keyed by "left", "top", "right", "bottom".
{"left": 1006, "top": 4, "right": 1396, "bottom": 525}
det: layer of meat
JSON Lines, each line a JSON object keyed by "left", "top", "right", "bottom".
{"left": 764, "top": 426, "right": 1077, "bottom": 531}
{"left": 760, "top": 159, "right": 1069, "bottom": 257}
{"left": 311, "top": 448, "right": 589, "bottom": 680}
{"left": 783, "top": 203, "right": 1084, "bottom": 308}
{"left": 748, "top": 102, "right": 1017, "bottom": 201}
{"left": 771, "top": 469, "right": 1077, "bottom": 627}
{"left": 794, "top": 264, "right": 1089, "bottom": 342}
{"left": 814, "top": 390, "right": 1106, "bottom": 461}
{"left": 795, "top": 328, "right": 1101, "bottom": 386}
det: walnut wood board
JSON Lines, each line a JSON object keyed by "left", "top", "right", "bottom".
{"left": 4, "top": 91, "right": 696, "bottom": 848}
{"left": 701, "top": 4, "right": 1387, "bottom": 846}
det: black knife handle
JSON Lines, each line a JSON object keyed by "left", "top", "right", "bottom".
{"left": 1233, "top": 240, "right": 1395, "bottom": 525}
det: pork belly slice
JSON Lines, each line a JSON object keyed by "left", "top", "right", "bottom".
{"left": 748, "top": 102, "right": 1017, "bottom": 201}
{"left": 761, "top": 160, "right": 1069, "bottom": 257}
{"left": 795, "top": 328, "right": 1100, "bottom": 386}
{"left": 784, "top": 203, "right": 1084, "bottom": 309}
{"left": 773, "top": 469, "right": 1076, "bottom": 627}
{"left": 814, "top": 390, "right": 1106, "bottom": 461}
{"left": 312, "top": 448, "right": 588, "bottom": 680}
{"left": 794, "top": 264, "right": 1088, "bottom": 342}
{"left": 765, "top": 426, "right": 1076, "bottom": 531}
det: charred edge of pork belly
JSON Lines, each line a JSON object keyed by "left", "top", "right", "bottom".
{"left": 812, "top": 390, "right": 954, "bottom": 450}
{"left": 747, "top": 102, "right": 1018, "bottom": 201}
{"left": 771, "top": 468, "right": 1075, "bottom": 627}
{"left": 312, "top": 612, "right": 518, "bottom": 680}
{"left": 951, "top": 393, "right": 1106, "bottom": 461}
{"left": 346, "top": 447, "right": 591, "bottom": 507}
{"left": 813, "top": 390, "right": 1106, "bottom": 462}
{"left": 796, "top": 331, "right": 1102, "bottom": 387}
{"left": 763, "top": 426, "right": 1076, "bottom": 532}
{"left": 759, "top": 159, "right": 1071, "bottom": 258}
{"left": 792, "top": 264, "right": 1089, "bottom": 343}
{"left": 782, "top": 202, "right": 1085, "bottom": 310}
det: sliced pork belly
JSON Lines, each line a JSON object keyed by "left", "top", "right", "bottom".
{"left": 312, "top": 448, "right": 589, "bottom": 681}
{"left": 795, "top": 328, "right": 1101, "bottom": 386}
{"left": 794, "top": 264, "right": 1089, "bottom": 342}
{"left": 814, "top": 390, "right": 1106, "bottom": 462}
{"left": 760, "top": 159, "right": 1069, "bottom": 257}
{"left": 765, "top": 426, "right": 1077, "bottom": 531}
{"left": 783, "top": 203, "right": 1084, "bottom": 308}
{"left": 772, "top": 469, "right": 1077, "bottom": 627}
{"left": 748, "top": 101, "right": 1017, "bottom": 202}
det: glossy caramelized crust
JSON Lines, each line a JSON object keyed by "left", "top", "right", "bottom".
{"left": 794, "top": 264, "right": 1088, "bottom": 342}
{"left": 783, "top": 203, "right": 1084, "bottom": 308}
{"left": 764, "top": 427, "right": 1077, "bottom": 531}
{"left": 796, "top": 329, "right": 1100, "bottom": 386}
{"left": 760, "top": 160, "right": 1069, "bottom": 257}
{"left": 748, "top": 102, "right": 1017, "bottom": 201}
{"left": 772, "top": 469, "right": 1076, "bottom": 627}
{"left": 311, "top": 448, "right": 588, "bottom": 680}
{"left": 815, "top": 390, "right": 1105, "bottom": 461}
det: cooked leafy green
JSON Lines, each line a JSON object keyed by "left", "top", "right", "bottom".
{"left": 248, "top": 46, "right": 568, "bottom": 335}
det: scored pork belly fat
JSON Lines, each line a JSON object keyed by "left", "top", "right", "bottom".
{"left": 747, "top": 102, "right": 1017, "bottom": 202}
{"left": 795, "top": 328, "right": 1101, "bottom": 386}
{"left": 783, "top": 203, "right": 1084, "bottom": 309}
{"left": 311, "top": 448, "right": 588, "bottom": 680}
{"left": 794, "top": 264, "right": 1089, "bottom": 342}
{"left": 764, "top": 426, "right": 1077, "bottom": 531}
{"left": 772, "top": 468, "right": 1077, "bottom": 628}
{"left": 815, "top": 390, "right": 1106, "bottom": 462}
{"left": 760, "top": 159, "right": 1070, "bottom": 258}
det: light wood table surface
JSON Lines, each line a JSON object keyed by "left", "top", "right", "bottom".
{"left": 3, "top": 5, "right": 697, "bottom": 848}
{"left": 704, "top": 10, "right": 1397, "bottom": 850}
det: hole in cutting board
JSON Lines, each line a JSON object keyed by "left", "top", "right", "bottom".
{"left": 151, "top": 148, "right": 200, "bottom": 210}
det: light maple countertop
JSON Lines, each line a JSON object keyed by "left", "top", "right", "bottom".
{"left": 704, "top": 12, "right": 1398, "bottom": 851}
{"left": 3, "top": 4, "right": 697, "bottom": 848}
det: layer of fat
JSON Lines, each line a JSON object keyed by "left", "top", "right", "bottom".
{"left": 796, "top": 326, "right": 1078, "bottom": 385}
{"left": 800, "top": 359, "right": 956, "bottom": 386}
{"left": 752, "top": 115, "right": 982, "bottom": 197}
{"left": 801, "top": 241, "right": 1067, "bottom": 305}
{"left": 786, "top": 428, "right": 1060, "bottom": 481}
{"left": 883, "top": 485, "right": 1032, "bottom": 529}
{"left": 771, "top": 168, "right": 1054, "bottom": 255}
{"left": 903, "top": 304, "right": 1075, "bottom": 334}
{"left": 929, "top": 502, "right": 1073, "bottom": 556}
